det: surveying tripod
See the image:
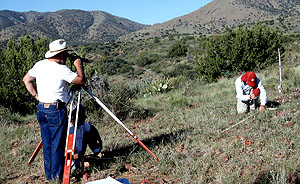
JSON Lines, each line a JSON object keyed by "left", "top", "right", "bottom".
{"left": 27, "top": 85, "right": 159, "bottom": 184}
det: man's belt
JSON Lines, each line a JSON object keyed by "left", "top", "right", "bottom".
{"left": 40, "top": 101, "right": 65, "bottom": 109}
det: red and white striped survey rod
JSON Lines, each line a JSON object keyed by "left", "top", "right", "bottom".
{"left": 83, "top": 86, "right": 160, "bottom": 162}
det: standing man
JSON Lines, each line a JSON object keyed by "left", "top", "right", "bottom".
{"left": 235, "top": 71, "right": 267, "bottom": 114}
{"left": 23, "top": 39, "right": 86, "bottom": 181}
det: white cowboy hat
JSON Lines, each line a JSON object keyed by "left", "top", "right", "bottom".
{"left": 45, "top": 39, "right": 71, "bottom": 58}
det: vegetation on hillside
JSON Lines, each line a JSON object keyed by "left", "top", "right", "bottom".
{"left": 0, "top": 35, "right": 48, "bottom": 114}
{"left": 195, "top": 24, "right": 285, "bottom": 81}
{"left": 0, "top": 24, "right": 286, "bottom": 115}
{"left": 1, "top": 0, "right": 300, "bottom": 45}
{"left": 1, "top": 23, "right": 300, "bottom": 183}
{"left": 124, "top": 0, "right": 300, "bottom": 40}
{"left": 0, "top": 9, "right": 148, "bottom": 46}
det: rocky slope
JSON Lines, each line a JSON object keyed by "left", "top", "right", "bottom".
{"left": 0, "top": 9, "right": 148, "bottom": 45}
{"left": 121, "top": 0, "right": 300, "bottom": 40}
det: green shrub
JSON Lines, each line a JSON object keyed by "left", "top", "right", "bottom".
{"left": 168, "top": 41, "right": 188, "bottom": 58}
{"left": 97, "top": 57, "right": 133, "bottom": 75}
{"left": 128, "top": 106, "right": 154, "bottom": 120}
{"left": 135, "top": 52, "right": 160, "bottom": 67}
{"left": 154, "top": 37, "right": 160, "bottom": 44}
{"left": 166, "top": 64, "right": 196, "bottom": 79}
{"left": 84, "top": 77, "right": 143, "bottom": 121}
{"left": 149, "top": 62, "right": 164, "bottom": 74}
{"left": 291, "top": 69, "right": 300, "bottom": 88}
{"left": 195, "top": 24, "right": 285, "bottom": 82}
{"left": 0, "top": 106, "right": 22, "bottom": 124}
{"left": 0, "top": 35, "right": 48, "bottom": 114}
{"left": 170, "top": 97, "right": 189, "bottom": 108}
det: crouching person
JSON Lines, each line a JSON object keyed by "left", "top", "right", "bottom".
{"left": 235, "top": 71, "right": 267, "bottom": 114}
{"left": 69, "top": 104, "right": 102, "bottom": 172}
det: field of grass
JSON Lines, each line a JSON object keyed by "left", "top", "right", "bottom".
{"left": 1, "top": 38, "right": 300, "bottom": 184}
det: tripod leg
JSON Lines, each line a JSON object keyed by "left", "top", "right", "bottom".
{"left": 27, "top": 139, "right": 42, "bottom": 165}
{"left": 62, "top": 134, "right": 75, "bottom": 184}
{"left": 83, "top": 86, "right": 160, "bottom": 162}
{"left": 63, "top": 90, "right": 81, "bottom": 184}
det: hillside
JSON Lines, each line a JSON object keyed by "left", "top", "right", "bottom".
{"left": 2, "top": 0, "right": 299, "bottom": 45}
{"left": 121, "top": 0, "right": 300, "bottom": 40}
{"left": 0, "top": 9, "right": 148, "bottom": 45}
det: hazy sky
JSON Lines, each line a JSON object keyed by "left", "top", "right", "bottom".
{"left": 1, "top": 0, "right": 213, "bottom": 25}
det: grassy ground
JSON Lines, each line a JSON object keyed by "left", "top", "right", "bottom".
{"left": 1, "top": 63, "right": 300, "bottom": 184}
{"left": 1, "top": 41, "right": 300, "bottom": 183}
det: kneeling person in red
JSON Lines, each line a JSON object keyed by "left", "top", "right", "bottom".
{"left": 235, "top": 71, "right": 267, "bottom": 114}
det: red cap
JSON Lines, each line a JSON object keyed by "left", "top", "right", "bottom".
{"left": 241, "top": 71, "right": 257, "bottom": 87}
{"left": 252, "top": 88, "right": 260, "bottom": 97}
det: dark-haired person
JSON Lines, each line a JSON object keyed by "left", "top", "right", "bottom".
{"left": 69, "top": 105, "right": 102, "bottom": 172}
{"left": 235, "top": 71, "right": 267, "bottom": 114}
{"left": 23, "top": 39, "right": 86, "bottom": 181}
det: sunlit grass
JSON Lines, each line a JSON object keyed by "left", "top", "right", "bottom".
{"left": 1, "top": 57, "right": 300, "bottom": 183}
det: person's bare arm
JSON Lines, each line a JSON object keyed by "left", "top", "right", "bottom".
{"left": 72, "top": 58, "right": 86, "bottom": 85}
{"left": 259, "top": 105, "right": 265, "bottom": 111}
{"left": 22, "top": 73, "right": 39, "bottom": 101}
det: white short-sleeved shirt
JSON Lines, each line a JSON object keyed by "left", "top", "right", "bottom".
{"left": 235, "top": 75, "right": 267, "bottom": 106}
{"left": 28, "top": 59, "right": 77, "bottom": 103}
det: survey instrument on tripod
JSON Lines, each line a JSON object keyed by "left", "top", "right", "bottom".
{"left": 28, "top": 85, "right": 159, "bottom": 184}
{"left": 83, "top": 86, "right": 160, "bottom": 162}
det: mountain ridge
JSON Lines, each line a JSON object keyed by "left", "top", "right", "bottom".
{"left": 0, "top": 9, "right": 148, "bottom": 45}
{"left": 1, "top": 0, "right": 300, "bottom": 45}
{"left": 121, "top": 0, "right": 300, "bottom": 40}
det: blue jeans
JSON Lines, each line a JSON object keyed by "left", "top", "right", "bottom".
{"left": 37, "top": 103, "right": 67, "bottom": 181}
{"left": 70, "top": 123, "right": 102, "bottom": 169}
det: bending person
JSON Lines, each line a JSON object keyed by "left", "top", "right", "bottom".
{"left": 69, "top": 104, "right": 102, "bottom": 171}
{"left": 235, "top": 71, "right": 267, "bottom": 114}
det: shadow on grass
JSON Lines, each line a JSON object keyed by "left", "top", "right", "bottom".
{"left": 85, "top": 128, "right": 192, "bottom": 169}
{"left": 254, "top": 170, "right": 300, "bottom": 184}
{"left": 265, "top": 101, "right": 281, "bottom": 108}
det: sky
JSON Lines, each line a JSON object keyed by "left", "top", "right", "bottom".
{"left": 1, "top": 0, "right": 213, "bottom": 25}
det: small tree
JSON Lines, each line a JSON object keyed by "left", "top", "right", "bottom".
{"left": 168, "top": 41, "right": 188, "bottom": 58}
{"left": 195, "top": 24, "right": 285, "bottom": 81}
{"left": 135, "top": 52, "right": 160, "bottom": 67}
{"left": 0, "top": 35, "right": 48, "bottom": 114}
{"left": 97, "top": 57, "right": 133, "bottom": 75}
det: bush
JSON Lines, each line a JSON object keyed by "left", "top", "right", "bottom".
{"left": 195, "top": 24, "right": 285, "bottom": 82}
{"left": 291, "top": 69, "right": 300, "bottom": 88}
{"left": 97, "top": 57, "right": 133, "bottom": 75}
{"left": 168, "top": 41, "right": 188, "bottom": 58}
{"left": 135, "top": 52, "right": 160, "bottom": 67}
{"left": 0, "top": 35, "right": 48, "bottom": 114}
{"left": 84, "top": 77, "right": 139, "bottom": 121}
{"left": 170, "top": 97, "right": 189, "bottom": 108}
{"left": 166, "top": 64, "right": 196, "bottom": 79}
